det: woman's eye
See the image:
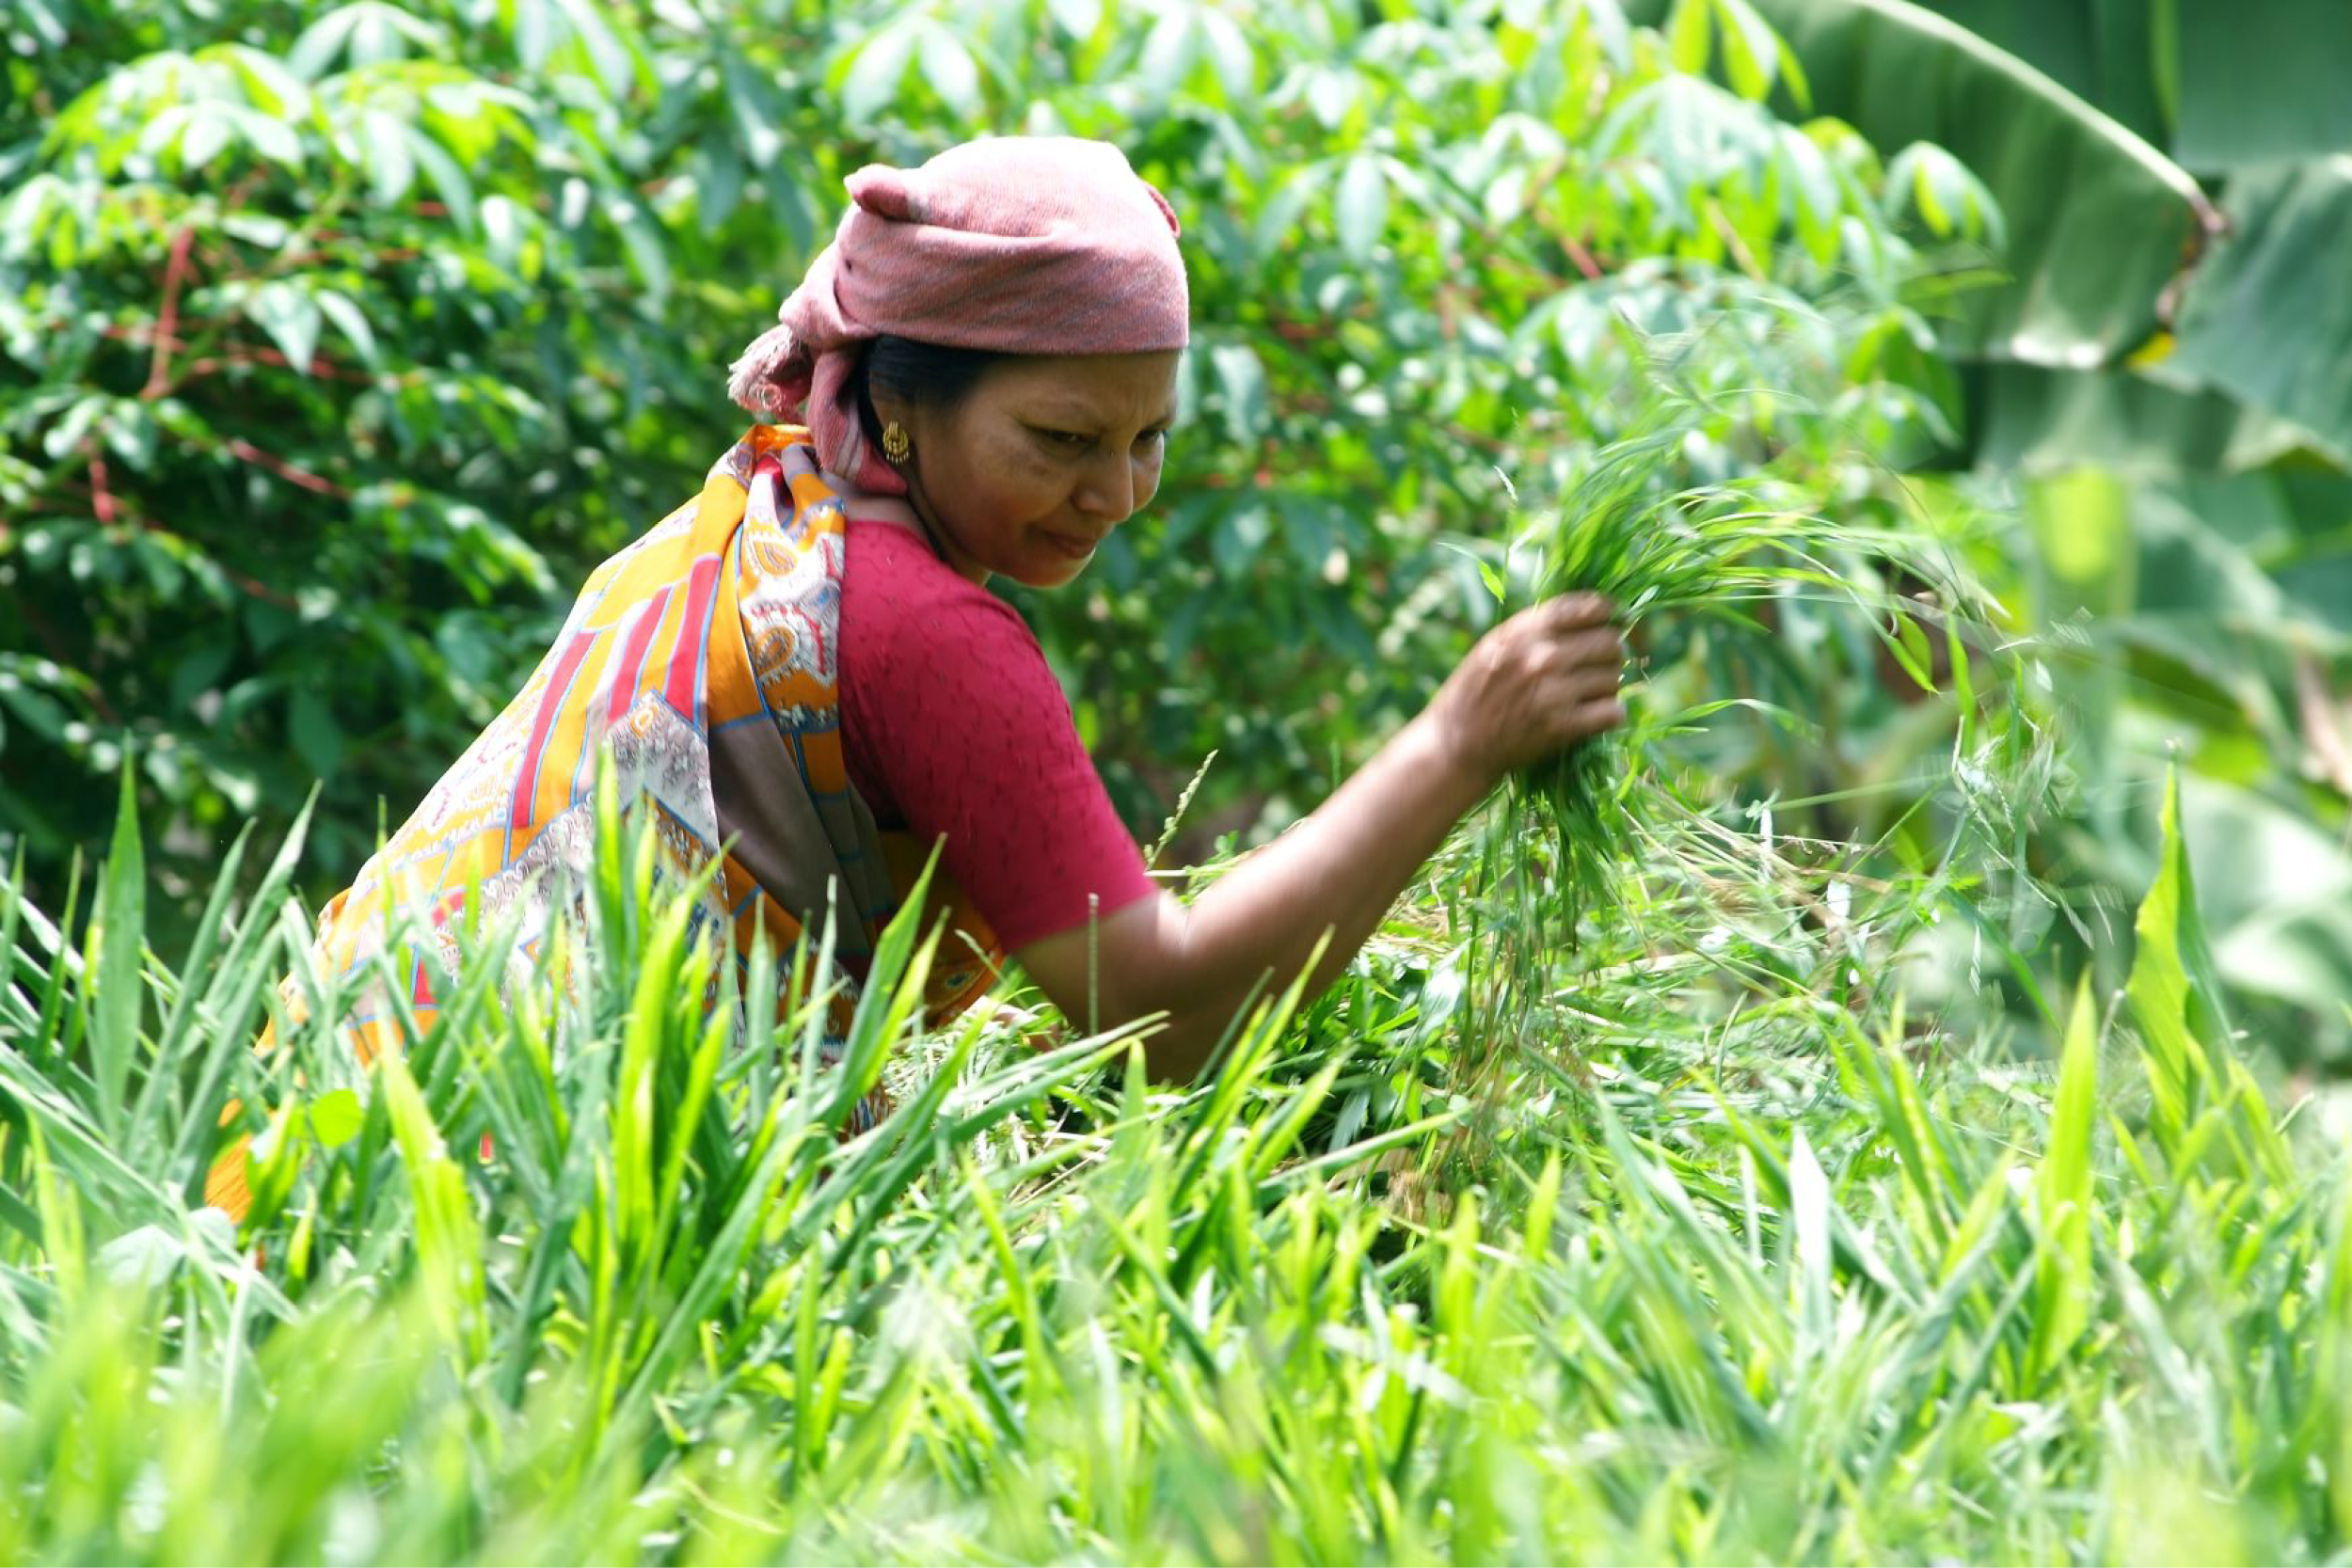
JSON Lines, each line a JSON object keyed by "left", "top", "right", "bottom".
{"left": 1137, "top": 428, "right": 1169, "bottom": 449}
{"left": 1041, "top": 428, "right": 1091, "bottom": 450}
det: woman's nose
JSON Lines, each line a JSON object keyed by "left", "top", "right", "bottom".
{"left": 1074, "top": 452, "right": 1137, "bottom": 523}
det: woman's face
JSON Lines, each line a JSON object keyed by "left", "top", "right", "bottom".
{"left": 889, "top": 350, "right": 1183, "bottom": 590}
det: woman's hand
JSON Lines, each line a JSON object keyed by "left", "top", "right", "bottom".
{"left": 1423, "top": 592, "right": 1627, "bottom": 785}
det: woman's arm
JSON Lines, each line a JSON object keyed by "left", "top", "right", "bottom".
{"left": 1016, "top": 592, "right": 1626, "bottom": 1078}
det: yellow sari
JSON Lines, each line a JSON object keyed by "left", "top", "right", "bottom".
{"left": 206, "top": 426, "right": 999, "bottom": 1217}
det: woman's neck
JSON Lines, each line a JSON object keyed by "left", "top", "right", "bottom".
{"left": 824, "top": 468, "right": 991, "bottom": 586}
{"left": 823, "top": 469, "right": 923, "bottom": 530}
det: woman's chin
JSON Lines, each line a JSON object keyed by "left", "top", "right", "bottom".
{"left": 1006, "top": 543, "right": 1095, "bottom": 589}
{"left": 1011, "top": 558, "right": 1090, "bottom": 590}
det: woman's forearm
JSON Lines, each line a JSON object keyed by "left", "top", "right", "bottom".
{"left": 1126, "top": 712, "right": 1491, "bottom": 1067}
{"left": 1017, "top": 593, "right": 1623, "bottom": 1079}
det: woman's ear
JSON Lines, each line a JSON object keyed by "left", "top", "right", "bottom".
{"left": 859, "top": 387, "right": 909, "bottom": 453}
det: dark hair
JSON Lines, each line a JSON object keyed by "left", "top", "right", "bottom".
{"left": 849, "top": 335, "right": 1015, "bottom": 448}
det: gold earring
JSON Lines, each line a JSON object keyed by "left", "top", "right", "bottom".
{"left": 881, "top": 420, "right": 912, "bottom": 465}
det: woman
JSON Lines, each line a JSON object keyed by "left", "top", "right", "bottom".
{"left": 212, "top": 137, "right": 1623, "bottom": 1212}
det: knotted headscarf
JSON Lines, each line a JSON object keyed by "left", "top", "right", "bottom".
{"left": 726, "top": 136, "right": 1191, "bottom": 496}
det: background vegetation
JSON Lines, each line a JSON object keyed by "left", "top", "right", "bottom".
{"left": 8, "top": 0, "right": 2343, "bottom": 1041}
{"left": 3, "top": 0, "right": 2350, "bottom": 1561}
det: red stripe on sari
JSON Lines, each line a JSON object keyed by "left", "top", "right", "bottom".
{"left": 510, "top": 631, "right": 596, "bottom": 832}
{"left": 608, "top": 586, "right": 673, "bottom": 722}
{"left": 664, "top": 554, "right": 723, "bottom": 721}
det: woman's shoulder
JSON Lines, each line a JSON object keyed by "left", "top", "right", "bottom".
{"left": 842, "top": 517, "right": 1035, "bottom": 656}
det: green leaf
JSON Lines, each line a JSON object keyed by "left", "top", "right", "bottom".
{"left": 1787, "top": 1127, "right": 1833, "bottom": 1338}
{"left": 179, "top": 104, "right": 231, "bottom": 173}
{"left": 1888, "top": 610, "right": 1935, "bottom": 691}
{"left": 1667, "top": 0, "right": 1713, "bottom": 73}
{"left": 219, "top": 41, "right": 310, "bottom": 120}
{"left": 360, "top": 108, "right": 415, "bottom": 207}
{"left": 2168, "top": 160, "right": 2352, "bottom": 466}
{"left": 840, "top": 23, "right": 917, "bottom": 126}
{"left": 406, "top": 131, "right": 477, "bottom": 231}
{"left": 310, "top": 1089, "right": 364, "bottom": 1148}
{"left": 1334, "top": 152, "right": 1389, "bottom": 261}
{"left": 1045, "top": 0, "right": 1102, "bottom": 38}
{"left": 691, "top": 135, "right": 744, "bottom": 233}
{"left": 312, "top": 290, "right": 379, "bottom": 370}
{"left": 232, "top": 104, "right": 305, "bottom": 169}
{"left": 605, "top": 198, "right": 672, "bottom": 299}
{"left": 550, "top": 0, "right": 638, "bottom": 98}
{"left": 1963, "top": 362, "right": 2321, "bottom": 478}
{"left": 86, "top": 760, "right": 144, "bottom": 1140}
{"left": 244, "top": 281, "right": 323, "bottom": 374}
{"left": 1711, "top": 0, "right": 1783, "bottom": 98}
{"left": 40, "top": 394, "right": 103, "bottom": 461}
{"left": 2025, "top": 466, "right": 2133, "bottom": 615}
{"left": 2169, "top": 0, "right": 2352, "bottom": 171}
{"left": 2125, "top": 766, "right": 2233, "bottom": 1144}
{"left": 1208, "top": 342, "right": 1269, "bottom": 441}
{"left": 1198, "top": 10, "right": 1255, "bottom": 99}
{"left": 915, "top": 23, "right": 981, "bottom": 117}
{"left": 1137, "top": 10, "right": 1200, "bottom": 97}
{"left": 286, "top": 5, "right": 361, "bottom": 79}
{"left": 350, "top": 0, "right": 435, "bottom": 63}
{"left": 289, "top": 688, "right": 342, "bottom": 778}
{"left": 1886, "top": 140, "right": 2001, "bottom": 244}
{"left": 2032, "top": 975, "right": 2098, "bottom": 1370}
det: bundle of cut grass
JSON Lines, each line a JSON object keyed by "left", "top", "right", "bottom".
{"left": 1500, "top": 393, "right": 1981, "bottom": 954}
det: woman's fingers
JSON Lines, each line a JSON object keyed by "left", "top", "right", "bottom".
{"left": 1535, "top": 676, "right": 1627, "bottom": 739}
{"left": 1564, "top": 665, "right": 1626, "bottom": 699}
{"left": 1575, "top": 695, "right": 1628, "bottom": 735}
{"left": 1550, "top": 626, "right": 1626, "bottom": 669}
{"left": 1533, "top": 663, "right": 1621, "bottom": 700}
{"left": 1545, "top": 592, "right": 1614, "bottom": 628}
{"left": 1523, "top": 630, "right": 1625, "bottom": 688}
{"left": 1548, "top": 689, "right": 1627, "bottom": 739}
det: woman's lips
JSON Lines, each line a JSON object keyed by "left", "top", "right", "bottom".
{"left": 1043, "top": 530, "right": 1100, "bottom": 560}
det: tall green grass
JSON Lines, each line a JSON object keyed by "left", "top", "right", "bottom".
{"left": 4, "top": 730, "right": 2347, "bottom": 1562}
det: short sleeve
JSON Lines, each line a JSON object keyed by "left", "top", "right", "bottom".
{"left": 840, "top": 524, "right": 1158, "bottom": 952}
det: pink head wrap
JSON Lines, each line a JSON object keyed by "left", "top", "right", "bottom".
{"left": 726, "top": 136, "right": 1191, "bottom": 497}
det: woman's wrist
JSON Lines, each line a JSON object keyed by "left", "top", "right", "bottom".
{"left": 1398, "top": 705, "right": 1499, "bottom": 822}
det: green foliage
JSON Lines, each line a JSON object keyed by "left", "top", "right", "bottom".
{"left": 2170, "top": 158, "right": 2352, "bottom": 464}
{"left": 4, "top": 683, "right": 2351, "bottom": 1562}
{"left": 4, "top": 3, "right": 2351, "bottom": 1550}
{"left": 1721, "top": 0, "right": 2218, "bottom": 365}
{"left": 0, "top": 0, "right": 1986, "bottom": 940}
{"left": 1698, "top": 0, "right": 2352, "bottom": 1054}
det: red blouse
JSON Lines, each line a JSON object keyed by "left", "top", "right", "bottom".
{"left": 837, "top": 517, "right": 1157, "bottom": 953}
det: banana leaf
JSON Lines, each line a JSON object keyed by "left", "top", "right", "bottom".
{"left": 2169, "top": 0, "right": 2352, "bottom": 172}
{"left": 2169, "top": 159, "right": 2352, "bottom": 467}
{"left": 1907, "top": 0, "right": 2164, "bottom": 146}
{"left": 1744, "top": 0, "right": 2218, "bottom": 366}
{"left": 1909, "top": 0, "right": 2352, "bottom": 173}
{"left": 1960, "top": 362, "right": 2323, "bottom": 478}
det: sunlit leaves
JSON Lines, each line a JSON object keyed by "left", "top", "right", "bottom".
{"left": 1737, "top": 0, "right": 2217, "bottom": 365}
{"left": 835, "top": 19, "right": 918, "bottom": 127}
{"left": 1332, "top": 152, "right": 1388, "bottom": 261}
{"left": 240, "top": 280, "right": 325, "bottom": 374}
{"left": 287, "top": 1, "right": 448, "bottom": 76}
{"left": 1884, "top": 138, "right": 2003, "bottom": 245}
